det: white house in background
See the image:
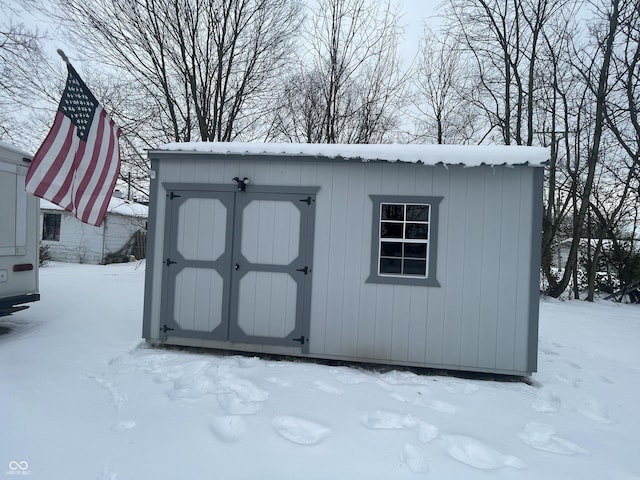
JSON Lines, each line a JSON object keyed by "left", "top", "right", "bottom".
{"left": 40, "top": 193, "right": 148, "bottom": 264}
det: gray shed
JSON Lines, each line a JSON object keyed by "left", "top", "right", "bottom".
{"left": 142, "top": 143, "right": 546, "bottom": 376}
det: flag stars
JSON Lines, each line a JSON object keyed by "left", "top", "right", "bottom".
{"left": 58, "top": 68, "right": 99, "bottom": 141}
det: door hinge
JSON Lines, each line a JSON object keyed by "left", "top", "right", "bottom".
{"left": 295, "top": 266, "right": 310, "bottom": 275}
{"left": 161, "top": 324, "right": 175, "bottom": 333}
{"left": 165, "top": 258, "right": 176, "bottom": 266}
{"left": 292, "top": 335, "right": 307, "bottom": 345}
{"left": 167, "top": 192, "right": 181, "bottom": 200}
{"left": 299, "top": 196, "right": 313, "bottom": 205}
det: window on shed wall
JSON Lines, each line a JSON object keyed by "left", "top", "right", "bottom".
{"left": 42, "top": 213, "right": 61, "bottom": 241}
{"left": 379, "top": 203, "right": 430, "bottom": 276}
{"left": 367, "top": 195, "right": 442, "bottom": 287}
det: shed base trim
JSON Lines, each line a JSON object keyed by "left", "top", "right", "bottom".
{"left": 151, "top": 337, "right": 534, "bottom": 376}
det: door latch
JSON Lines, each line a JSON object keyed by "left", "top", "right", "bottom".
{"left": 292, "top": 335, "right": 306, "bottom": 345}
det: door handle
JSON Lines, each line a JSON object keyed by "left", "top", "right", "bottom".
{"left": 234, "top": 264, "right": 240, "bottom": 270}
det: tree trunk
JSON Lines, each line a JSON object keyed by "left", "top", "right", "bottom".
{"left": 548, "top": 0, "right": 620, "bottom": 299}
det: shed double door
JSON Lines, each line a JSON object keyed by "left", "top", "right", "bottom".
{"left": 160, "top": 187, "right": 315, "bottom": 350}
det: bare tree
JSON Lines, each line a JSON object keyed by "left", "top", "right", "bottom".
{"left": 412, "top": 31, "right": 482, "bottom": 144}
{"left": 547, "top": 0, "right": 623, "bottom": 299}
{"left": 268, "top": 0, "right": 406, "bottom": 144}
{"left": 580, "top": 0, "right": 640, "bottom": 300}
{"left": 0, "top": 0, "right": 52, "bottom": 145}
{"left": 43, "top": 0, "right": 303, "bottom": 143}
{"left": 444, "top": 0, "right": 571, "bottom": 146}
{"left": 267, "top": 69, "right": 327, "bottom": 143}
{"left": 536, "top": 4, "right": 585, "bottom": 295}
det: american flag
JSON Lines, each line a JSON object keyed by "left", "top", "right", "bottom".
{"left": 26, "top": 63, "right": 121, "bottom": 227}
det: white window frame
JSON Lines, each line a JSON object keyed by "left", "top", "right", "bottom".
{"left": 367, "top": 195, "right": 442, "bottom": 287}
{"left": 377, "top": 202, "right": 430, "bottom": 278}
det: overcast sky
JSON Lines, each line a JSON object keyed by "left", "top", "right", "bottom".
{"left": 395, "top": 0, "right": 443, "bottom": 64}
{"left": 24, "top": 0, "right": 443, "bottom": 68}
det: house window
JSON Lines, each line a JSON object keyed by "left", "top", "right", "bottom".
{"left": 367, "top": 195, "right": 442, "bottom": 287}
{"left": 42, "top": 213, "right": 61, "bottom": 241}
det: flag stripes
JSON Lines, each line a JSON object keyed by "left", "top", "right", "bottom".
{"left": 25, "top": 64, "right": 121, "bottom": 227}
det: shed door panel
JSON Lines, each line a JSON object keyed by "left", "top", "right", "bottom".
{"left": 229, "top": 194, "right": 311, "bottom": 347}
{"left": 162, "top": 192, "right": 233, "bottom": 340}
{"left": 161, "top": 188, "right": 314, "bottom": 350}
{"left": 236, "top": 271, "right": 297, "bottom": 338}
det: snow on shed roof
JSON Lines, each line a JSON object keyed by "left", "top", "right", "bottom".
{"left": 155, "top": 142, "right": 549, "bottom": 167}
{"left": 0, "top": 140, "right": 32, "bottom": 159}
{"left": 40, "top": 196, "right": 148, "bottom": 218}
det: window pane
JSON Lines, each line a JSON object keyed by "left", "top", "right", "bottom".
{"left": 404, "top": 243, "right": 427, "bottom": 258}
{"left": 406, "top": 223, "right": 429, "bottom": 240}
{"left": 381, "top": 222, "right": 403, "bottom": 238}
{"left": 381, "top": 204, "right": 404, "bottom": 221}
{"left": 403, "top": 259, "right": 426, "bottom": 276}
{"left": 43, "top": 213, "right": 61, "bottom": 241}
{"left": 381, "top": 242, "right": 402, "bottom": 257}
{"left": 406, "top": 204, "right": 429, "bottom": 221}
{"left": 380, "top": 258, "right": 402, "bottom": 274}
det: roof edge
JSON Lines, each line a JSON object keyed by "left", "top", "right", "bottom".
{"left": 149, "top": 142, "right": 549, "bottom": 167}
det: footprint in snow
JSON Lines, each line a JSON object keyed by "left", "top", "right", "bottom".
{"left": 440, "top": 381, "right": 481, "bottom": 395}
{"left": 271, "top": 416, "right": 331, "bottom": 445}
{"left": 237, "top": 356, "right": 260, "bottom": 368}
{"left": 97, "top": 465, "right": 119, "bottom": 480}
{"left": 401, "top": 444, "right": 429, "bottom": 473}
{"left": 519, "top": 423, "right": 588, "bottom": 455}
{"left": 566, "top": 360, "right": 583, "bottom": 370}
{"left": 391, "top": 393, "right": 457, "bottom": 415}
{"left": 364, "top": 410, "right": 420, "bottom": 430}
{"left": 209, "top": 416, "right": 248, "bottom": 442}
{"left": 216, "top": 378, "right": 269, "bottom": 415}
{"left": 390, "top": 392, "right": 411, "bottom": 403}
{"left": 579, "top": 398, "right": 612, "bottom": 424}
{"left": 532, "top": 389, "right": 561, "bottom": 413}
{"left": 419, "top": 398, "right": 457, "bottom": 415}
{"left": 554, "top": 373, "right": 581, "bottom": 388}
{"left": 164, "top": 360, "right": 216, "bottom": 402}
{"left": 111, "top": 351, "right": 178, "bottom": 372}
{"left": 539, "top": 347, "right": 560, "bottom": 357}
{"left": 334, "top": 372, "right": 370, "bottom": 385}
{"left": 380, "top": 371, "right": 428, "bottom": 386}
{"left": 440, "top": 434, "right": 526, "bottom": 470}
{"left": 264, "top": 376, "right": 294, "bottom": 388}
{"left": 417, "top": 423, "right": 439, "bottom": 443}
{"left": 89, "top": 375, "right": 129, "bottom": 411}
{"left": 313, "top": 380, "right": 343, "bottom": 396}
{"left": 111, "top": 420, "right": 136, "bottom": 433}
{"left": 363, "top": 411, "right": 439, "bottom": 444}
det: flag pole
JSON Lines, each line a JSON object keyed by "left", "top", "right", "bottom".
{"left": 56, "top": 49, "right": 70, "bottom": 64}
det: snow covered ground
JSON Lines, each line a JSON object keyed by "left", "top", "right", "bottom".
{"left": 1, "top": 262, "right": 639, "bottom": 479}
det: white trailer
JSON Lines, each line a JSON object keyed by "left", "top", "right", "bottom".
{"left": 0, "top": 141, "right": 40, "bottom": 316}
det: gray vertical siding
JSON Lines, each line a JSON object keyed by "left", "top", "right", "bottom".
{"left": 144, "top": 153, "right": 540, "bottom": 374}
{"left": 424, "top": 166, "right": 449, "bottom": 366}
